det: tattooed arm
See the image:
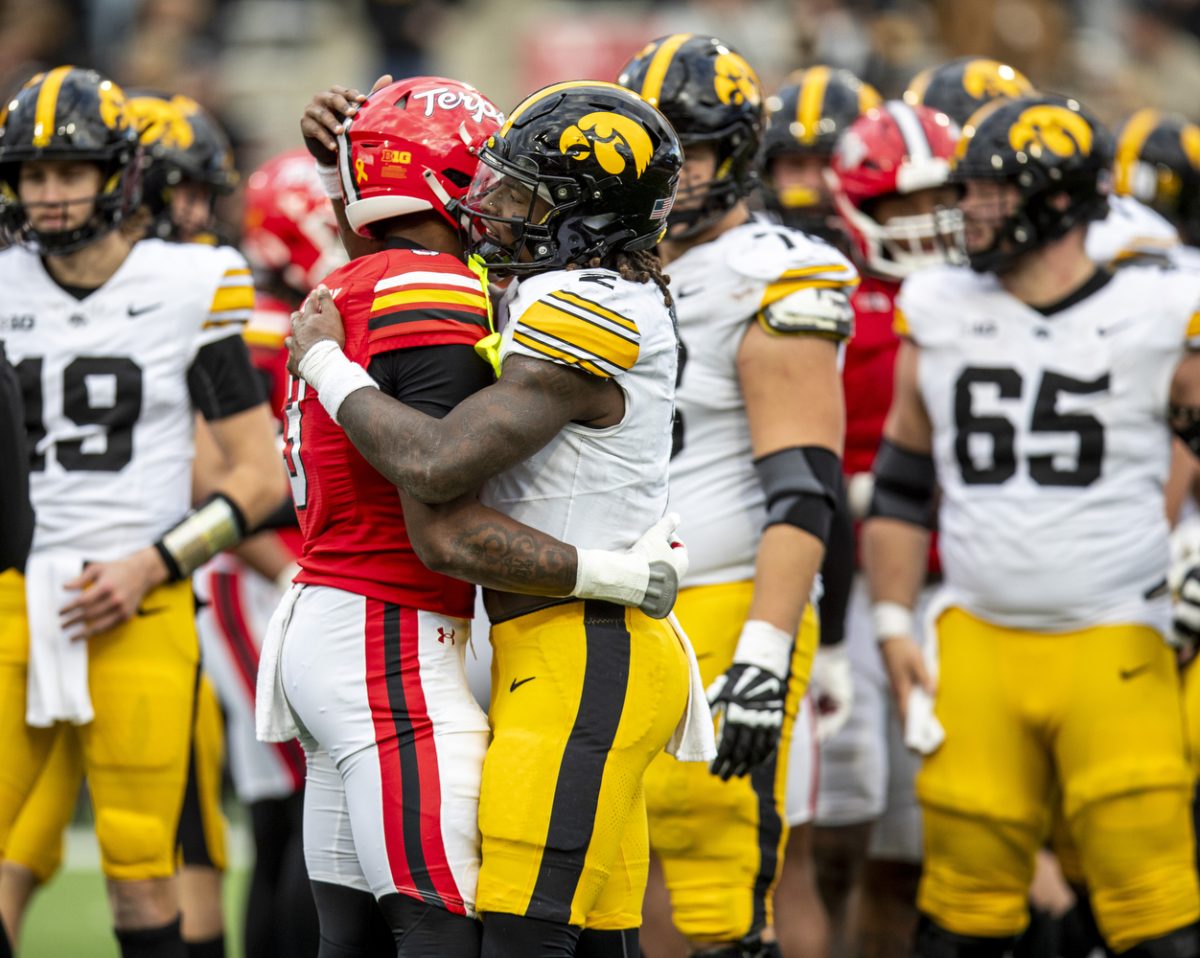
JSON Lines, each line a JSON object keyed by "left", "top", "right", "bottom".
{"left": 340, "top": 354, "right": 621, "bottom": 504}
{"left": 402, "top": 492, "right": 578, "bottom": 595}
{"left": 289, "top": 286, "right": 622, "bottom": 505}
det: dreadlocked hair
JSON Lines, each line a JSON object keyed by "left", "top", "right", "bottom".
{"left": 566, "top": 249, "right": 673, "bottom": 310}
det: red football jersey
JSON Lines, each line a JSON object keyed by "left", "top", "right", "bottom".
{"left": 843, "top": 272, "right": 939, "bottom": 574}
{"left": 843, "top": 275, "right": 901, "bottom": 477}
{"left": 282, "top": 246, "right": 491, "bottom": 613}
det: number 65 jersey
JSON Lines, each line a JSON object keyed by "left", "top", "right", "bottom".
{"left": 898, "top": 261, "right": 1200, "bottom": 633}
{"left": 0, "top": 239, "right": 259, "bottom": 561}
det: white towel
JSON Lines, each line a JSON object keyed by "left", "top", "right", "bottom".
{"left": 664, "top": 612, "right": 718, "bottom": 762}
{"left": 256, "top": 583, "right": 303, "bottom": 743}
{"left": 25, "top": 553, "right": 93, "bottom": 728}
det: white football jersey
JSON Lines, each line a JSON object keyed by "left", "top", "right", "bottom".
{"left": 899, "top": 262, "right": 1200, "bottom": 632}
{"left": 479, "top": 267, "right": 676, "bottom": 551}
{"left": 0, "top": 239, "right": 254, "bottom": 560}
{"left": 666, "top": 220, "right": 858, "bottom": 586}
{"left": 1087, "top": 195, "right": 1183, "bottom": 267}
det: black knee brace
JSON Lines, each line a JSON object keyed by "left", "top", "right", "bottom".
{"left": 377, "top": 892, "right": 481, "bottom": 957}
{"left": 1118, "top": 921, "right": 1200, "bottom": 958}
{"left": 914, "top": 915, "right": 1018, "bottom": 958}
{"left": 694, "top": 935, "right": 783, "bottom": 958}
{"left": 480, "top": 912, "right": 580, "bottom": 957}
{"left": 575, "top": 927, "right": 639, "bottom": 958}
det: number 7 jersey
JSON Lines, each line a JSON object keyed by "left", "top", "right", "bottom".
{"left": 898, "top": 261, "right": 1200, "bottom": 632}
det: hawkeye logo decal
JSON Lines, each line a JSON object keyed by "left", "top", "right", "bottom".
{"left": 962, "top": 60, "right": 1028, "bottom": 102}
{"left": 127, "top": 96, "right": 194, "bottom": 148}
{"left": 713, "top": 52, "right": 761, "bottom": 107}
{"left": 558, "top": 112, "right": 653, "bottom": 177}
{"left": 1008, "top": 105, "right": 1093, "bottom": 159}
{"left": 98, "top": 80, "right": 128, "bottom": 132}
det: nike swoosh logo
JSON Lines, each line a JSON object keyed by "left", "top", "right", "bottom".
{"left": 1119, "top": 663, "right": 1151, "bottom": 680}
{"left": 136, "top": 605, "right": 169, "bottom": 617}
{"left": 676, "top": 285, "right": 704, "bottom": 298}
{"left": 127, "top": 303, "right": 163, "bottom": 317}
{"left": 1098, "top": 318, "right": 1136, "bottom": 337}
{"left": 509, "top": 676, "right": 535, "bottom": 692}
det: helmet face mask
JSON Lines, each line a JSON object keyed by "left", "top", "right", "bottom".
{"left": 460, "top": 81, "right": 682, "bottom": 276}
{"left": 0, "top": 67, "right": 142, "bottom": 255}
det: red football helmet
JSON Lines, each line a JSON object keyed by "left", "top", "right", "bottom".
{"left": 828, "top": 100, "right": 961, "bottom": 279}
{"left": 242, "top": 149, "right": 346, "bottom": 300}
{"left": 336, "top": 76, "right": 504, "bottom": 237}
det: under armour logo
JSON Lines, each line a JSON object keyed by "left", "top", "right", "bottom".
{"left": 437, "top": 627, "right": 456, "bottom": 645}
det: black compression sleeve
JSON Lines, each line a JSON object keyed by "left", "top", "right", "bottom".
{"left": 0, "top": 345, "right": 34, "bottom": 573}
{"left": 817, "top": 475, "right": 853, "bottom": 647}
{"left": 188, "top": 335, "right": 268, "bottom": 420}
{"left": 367, "top": 344, "right": 495, "bottom": 420}
{"left": 250, "top": 494, "right": 299, "bottom": 533}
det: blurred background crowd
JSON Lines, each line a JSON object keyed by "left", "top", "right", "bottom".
{"left": 6, "top": 0, "right": 1200, "bottom": 240}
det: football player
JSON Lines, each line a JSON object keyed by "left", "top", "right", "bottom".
{"left": 126, "top": 91, "right": 239, "bottom": 246}
{"left": 759, "top": 66, "right": 881, "bottom": 247}
{"left": 0, "top": 65, "right": 285, "bottom": 958}
{"left": 615, "top": 34, "right": 857, "bottom": 958}
{"left": 902, "top": 56, "right": 1034, "bottom": 128}
{"left": 864, "top": 93, "right": 1200, "bottom": 955}
{"left": 803, "top": 101, "right": 961, "bottom": 958}
{"left": 270, "top": 77, "right": 693, "bottom": 957}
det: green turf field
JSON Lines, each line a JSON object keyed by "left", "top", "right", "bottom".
{"left": 21, "top": 827, "right": 250, "bottom": 957}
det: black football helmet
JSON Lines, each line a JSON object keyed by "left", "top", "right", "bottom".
{"left": 459, "top": 81, "right": 681, "bottom": 275}
{"left": 618, "top": 33, "right": 763, "bottom": 239}
{"left": 951, "top": 94, "right": 1112, "bottom": 273}
{"left": 0, "top": 66, "right": 141, "bottom": 254}
{"left": 1114, "top": 109, "right": 1200, "bottom": 246}
{"left": 126, "top": 91, "right": 237, "bottom": 240}
{"left": 759, "top": 66, "right": 881, "bottom": 237}
{"left": 904, "top": 57, "right": 1034, "bottom": 128}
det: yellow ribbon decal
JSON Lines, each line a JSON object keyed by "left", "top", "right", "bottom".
{"left": 355, "top": 157, "right": 368, "bottom": 185}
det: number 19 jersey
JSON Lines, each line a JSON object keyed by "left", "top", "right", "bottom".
{"left": 898, "top": 261, "right": 1200, "bottom": 632}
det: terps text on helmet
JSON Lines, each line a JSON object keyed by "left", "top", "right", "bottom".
{"left": 410, "top": 87, "right": 504, "bottom": 126}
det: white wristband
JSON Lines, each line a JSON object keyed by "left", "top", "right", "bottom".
{"left": 872, "top": 601, "right": 915, "bottom": 641}
{"left": 571, "top": 548, "right": 649, "bottom": 606}
{"left": 315, "top": 162, "right": 342, "bottom": 199}
{"left": 297, "top": 340, "right": 378, "bottom": 425}
{"left": 733, "top": 619, "right": 793, "bottom": 678}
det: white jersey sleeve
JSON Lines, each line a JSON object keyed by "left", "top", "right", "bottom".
{"left": 479, "top": 268, "right": 677, "bottom": 552}
{"left": 666, "top": 222, "right": 857, "bottom": 586}
{"left": 899, "top": 262, "right": 1200, "bottom": 632}
{"left": 1086, "top": 195, "right": 1182, "bottom": 267}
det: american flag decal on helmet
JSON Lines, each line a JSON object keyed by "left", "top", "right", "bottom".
{"left": 650, "top": 194, "right": 675, "bottom": 221}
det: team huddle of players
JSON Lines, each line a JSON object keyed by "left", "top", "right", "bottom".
{"left": 0, "top": 24, "right": 1199, "bottom": 958}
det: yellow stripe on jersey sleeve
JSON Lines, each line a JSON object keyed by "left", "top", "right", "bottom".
{"left": 243, "top": 328, "right": 285, "bottom": 349}
{"left": 548, "top": 290, "right": 640, "bottom": 334}
{"left": 516, "top": 299, "right": 640, "bottom": 376}
{"left": 761, "top": 276, "right": 858, "bottom": 309}
{"left": 1186, "top": 311, "right": 1200, "bottom": 341}
{"left": 204, "top": 267, "right": 255, "bottom": 328}
{"left": 512, "top": 331, "right": 609, "bottom": 378}
{"left": 370, "top": 287, "right": 489, "bottom": 313}
{"left": 893, "top": 308, "right": 912, "bottom": 338}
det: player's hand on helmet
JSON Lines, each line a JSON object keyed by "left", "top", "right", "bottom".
{"left": 287, "top": 286, "right": 346, "bottom": 377}
{"left": 879, "top": 634, "right": 932, "bottom": 725}
{"left": 60, "top": 547, "right": 169, "bottom": 639}
{"left": 301, "top": 75, "right": 393, "bottom": 165}
{"left": 707, "top": 620, "right": 791, "bottom": 780}
{"left": 629, "top": 512, "right": 688, "bottom": 618}
{"left": 809, "top": 643, "right": 854, "bottom": 741}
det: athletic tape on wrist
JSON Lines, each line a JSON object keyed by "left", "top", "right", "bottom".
{"left": 733, "top": 619, "right": 793, "bottom": 678}
{"left": 872, "top": 601, "right": 915, "bottom": 641}
{"left": 297, "top": 340, "right": 378, "bottom": 424}
{"left": 315, "top": 163, "right": 342, "bottom": 200}
{"left": 155, "top": 493, "right": 247, "bottom": 582}
{"left": 571, "top": 548, "right": 650, "bottom": 606}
